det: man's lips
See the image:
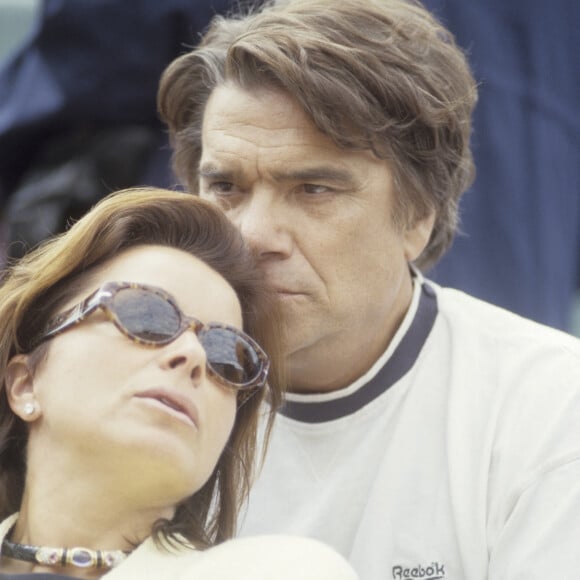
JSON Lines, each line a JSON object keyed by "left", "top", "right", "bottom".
{"left": 134, "top": 388, "right": 199, "bottom": 428}
{"left": 274, "top": 290, "right": 307, "bottom": 303}
{"left": 271, "top": 286, "right": 304, "bottom": 296}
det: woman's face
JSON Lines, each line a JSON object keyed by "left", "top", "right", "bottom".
{"left": 17, "top": 245, "right": 242, "bottom": 503}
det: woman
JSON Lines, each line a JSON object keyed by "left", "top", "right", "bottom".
{"left": 0, "top": 188, "right": 357, "bottom": 579}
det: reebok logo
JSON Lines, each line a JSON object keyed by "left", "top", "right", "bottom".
{"left": 392, "top": 562, "right": 446, "bottom": 580}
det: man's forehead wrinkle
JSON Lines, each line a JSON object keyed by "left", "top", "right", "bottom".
{"left": 205, "top": 128, "right": 313, "bottom": 161}
{"left": 207, "top": 106, "right": 309, "bottom": 132}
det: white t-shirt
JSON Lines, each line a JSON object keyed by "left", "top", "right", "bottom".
{"left": 240, "top": 276, "right": 580, "bottom": 580}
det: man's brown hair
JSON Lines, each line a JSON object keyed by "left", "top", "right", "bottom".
{"left": 159, "top": 0, "right": 477, "bottom": 268}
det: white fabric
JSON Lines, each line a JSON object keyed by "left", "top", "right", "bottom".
{"left": 240, "top": 277, "right": 580, "bottom": 580}
{"left": 0, "top": 514, "right": 358, "bottom": 579}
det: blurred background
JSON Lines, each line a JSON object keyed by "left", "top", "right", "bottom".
{"left": 0, "top": 0, "right": 36, "bottom": 56}
{"left": 1, "top": 0, "right": 579, "bottom": 337}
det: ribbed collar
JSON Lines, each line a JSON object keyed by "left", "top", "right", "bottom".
{"left": 279, "top": 278, "right": 438, "bottom": 423}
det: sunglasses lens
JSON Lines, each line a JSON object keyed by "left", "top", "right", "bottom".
{"left": 114, "top": 288, "right": 181, "bottom": 342}
{"left": 111, "top": 286, "right": 263, "bottom": 387}
{"left": 201, "top": 327, "right": 262, "bottom": 387}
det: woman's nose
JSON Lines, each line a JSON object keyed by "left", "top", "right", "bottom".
{"left": 161, "top": 331, "right": 207, "bottom": 383}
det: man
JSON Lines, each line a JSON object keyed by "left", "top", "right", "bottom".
{"left": 158, "top": 0, "right": 580, "bottom": 578}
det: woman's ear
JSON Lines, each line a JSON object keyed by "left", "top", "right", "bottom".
{"left": 5, "top": 354, "right": 41, "bottom": 422}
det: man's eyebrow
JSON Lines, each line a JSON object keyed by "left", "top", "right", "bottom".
{"left": 198, "top": 164, "right": 238, "bottom": 180}
{"left": 198, "top": 164, "right": 356, "bottom": 185}
{"left": 271, "top": 167, "right": 355, "bottom": 184}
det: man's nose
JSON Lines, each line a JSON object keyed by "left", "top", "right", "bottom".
{"left": 233, "top": 193, "right": 293, "bottom": 259}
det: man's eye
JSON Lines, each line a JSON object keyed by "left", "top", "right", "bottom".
{"left": 201, "top": 181, "right": 243, "bottom": 199}
{"left": 209, "top": 182, "right": 236, "bottom": 194}
{"left": 303, "top": 184, "right": 330, "bottom": 195}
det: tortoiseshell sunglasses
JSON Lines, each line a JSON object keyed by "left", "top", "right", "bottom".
{"left": 30, "top": 281, "right": 270, "bottom": 392}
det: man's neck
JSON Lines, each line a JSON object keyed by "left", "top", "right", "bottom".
{"left": 288, "top": 276, "right": 417, "bottom": 394}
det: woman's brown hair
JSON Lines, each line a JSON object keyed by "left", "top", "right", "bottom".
{"left": 158, "top": 0, "right": 478, "bottom": 269}
{"left": 0, "top": 187, "right": 284, "bottom": 548}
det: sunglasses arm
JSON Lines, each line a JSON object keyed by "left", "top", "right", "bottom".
{"left": 37, "top": 291, "right": 105, "bottom": 344}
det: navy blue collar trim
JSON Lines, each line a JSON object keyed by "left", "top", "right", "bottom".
{"left": 279, "top": 282, "right": 438, "bottom": 423}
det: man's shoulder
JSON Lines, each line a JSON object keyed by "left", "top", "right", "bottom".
{"left": 425, "top": 282, "right": 580, "bottom": 387}
{"left": 431, "top": 282, "right": 580, "bottom": 349}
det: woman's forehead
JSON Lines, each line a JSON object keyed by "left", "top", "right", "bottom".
{"left": 76, "top": 245, "right": 243, "bottom": 328}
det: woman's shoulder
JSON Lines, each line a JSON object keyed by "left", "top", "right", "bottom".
{"left": 106, "top": 534, "right": 357, "bottom": 579}
{"left": 178, "top": 534, "right": 358, "bottom": 579}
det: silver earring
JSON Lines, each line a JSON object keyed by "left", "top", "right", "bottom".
{"left": 23, "top": 402, "right": 35, "bottom": 416}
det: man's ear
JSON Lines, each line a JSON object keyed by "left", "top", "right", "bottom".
{"left": 5, "top": 354, "right": 41, "bottom": 422}
{"left": 403, "top": 211, "right": 436, "bottom": 262}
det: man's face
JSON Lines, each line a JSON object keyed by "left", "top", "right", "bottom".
{"left": 199, "top": 84, "right": 433, "bottom": 392}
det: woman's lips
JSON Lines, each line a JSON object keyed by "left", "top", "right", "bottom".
{"left": 134, "top": 388, "right": 199, "bottom": 428}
